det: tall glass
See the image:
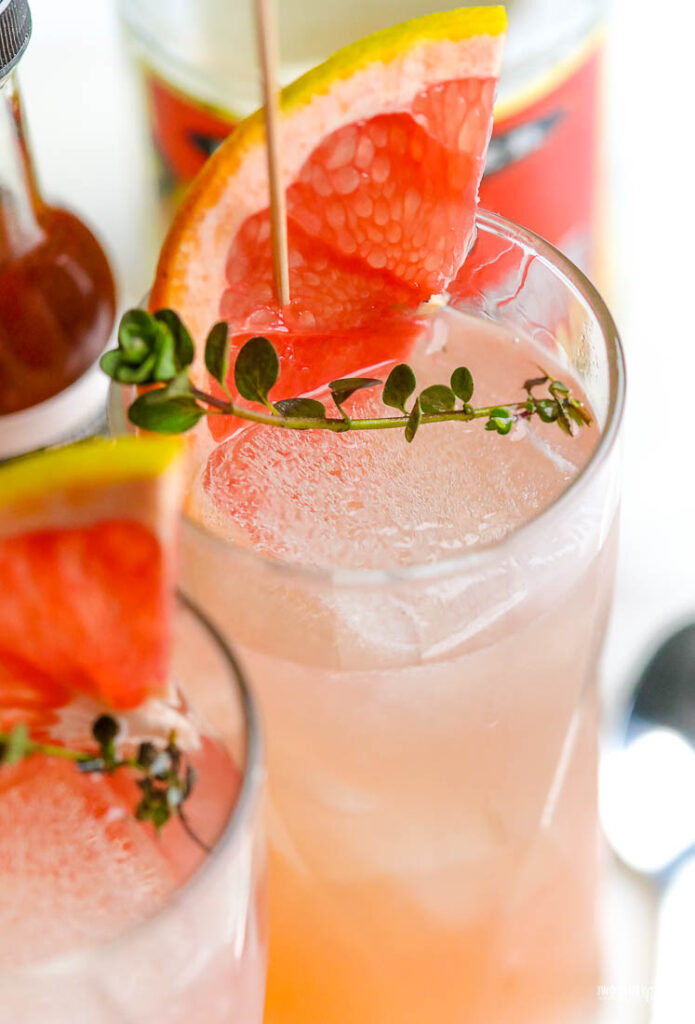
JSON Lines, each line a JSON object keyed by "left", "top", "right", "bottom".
{"left": 111, "top": 210, "right": 624, "bottom": 1024}
{"left": 0, "top": 596, "right": 266, "bottom": 1024}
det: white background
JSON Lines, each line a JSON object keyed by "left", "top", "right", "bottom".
{"left": 15, "top": 0, "right": 695, "bottom": 1006}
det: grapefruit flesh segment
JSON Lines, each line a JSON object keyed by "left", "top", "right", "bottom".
{"left": 283, "top": 82, "right": 495, "bottom": 294}
{"left": 0, "top": 520, "right": 169, "bottom": 713}
{"left": 0, "top": 438, "right": 182, "bottom": 720}
{"left": 222, "top": 213, "right": 416, "bottom": 332}
{"left": 223, "top": 80, "right": 495, "bottom": 334}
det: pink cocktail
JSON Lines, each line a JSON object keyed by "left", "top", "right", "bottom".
{"left": 0, "top": 597, "right": 266, "bottom": 1024}
{"left": 174, "top": 211, "right": 624, "bottom": 1024}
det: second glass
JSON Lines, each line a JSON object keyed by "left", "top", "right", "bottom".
{"left": 0, "top": 596, "right": 266, "bottom": 1024}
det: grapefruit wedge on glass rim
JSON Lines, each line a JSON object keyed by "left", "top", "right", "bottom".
{"left": 0, "top": 437, "right": 183, "bottom": 739}
{"left": 150, "top": 6, "right": 507, "bottom": 439}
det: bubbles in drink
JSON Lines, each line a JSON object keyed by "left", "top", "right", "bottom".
{"left": 194, "top": 309, "right": 599, "bottom": 570}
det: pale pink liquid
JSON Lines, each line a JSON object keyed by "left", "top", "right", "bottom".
{"left": 185, "top": 306, "right": 618, "bottom": 1024}
{"left": 0, "top": 682, "right": 265, "bottom": 1022}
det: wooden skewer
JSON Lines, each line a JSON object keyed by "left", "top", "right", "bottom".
{"left": 254, "top": 0, "right": 290, "bottom": 307}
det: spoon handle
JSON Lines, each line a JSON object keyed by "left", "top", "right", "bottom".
{"left": 650, "top": 853, "right": 695, "bottom": 1023}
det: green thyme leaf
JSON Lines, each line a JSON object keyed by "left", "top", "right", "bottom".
{"left": 235, "top": 336, "right": 280, "bottom": 406}
{"left": 567, "top": 399, "right": 593, "bottom": 426}
{"left": 100, "top": 349, "right": 124, "bottom": 379}
{"left": 204, "top": 322, "right": 231, "bottom": 389}
{"left": 93, "top": 714, "right": 119, "bottom": 747}
{"left": 129, "top": 394, "right": 204, "bottom": 434}
{"left": 128, "top": 372, "right": 204, "bottom": 434}
{"left": 524, "top": 375, "right": 548, "bottom": 393}
{"left": 485, "top": 419, "right": 513, "bottom": 435}
{"left": 419, "top": 385, "right": 456, "bottom": 415}
{"left": 536, "top": 400, "right": 559, "bottom": 423}
{"left": 485, "top": 407, "right": 514, "bottom": 435}
{"left": 274, "top": 397, "right": 327, "bottom": 420}
{"left": 556, "top": 405, "right": 573, "bottom": 435}
{"left": 405, "top": 397, "right": 422, "bottom": 443}
{"left": 135, "top": 788, "right": 171, "bottom": 830}
{"left": 151, "top": 331, "right": 178, "bottom": 382}
{"left": 329, "top": 377, "right": 382, "bottom": 405}
{"left": 383, "top": 364, "right": 416, "bottom": 413}
{"left": 450, "top": 367, "right": 474, "bottom": 403}
{"left": 136, "top": 742, "right": 157, "bottom": 769}
{"left": 154, "top": 309, "right": 195, "bottom": 371}
{"left": 100, "top": 346, "right": 159, "bottom": 385}
{"left": 115, "top": 354, "right": 159, "bottom": 385}
{"left": 92, "top": 714, "right": 119, "bottom": 766}
{"left": 118, "top": 310, "right": 157, "bottom": 364}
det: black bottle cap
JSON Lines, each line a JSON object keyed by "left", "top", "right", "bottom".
{"left": 0, "top": 0, "right": 32, "bottom": 80}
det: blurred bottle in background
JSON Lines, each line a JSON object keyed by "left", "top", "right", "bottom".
{"left": 119, "top": 0, "right": 606, "bottom": 278}
{"left": 0, "top": 0, "right": 116, "bottom": 460}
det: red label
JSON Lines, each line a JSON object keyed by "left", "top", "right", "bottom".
{"left": 479, "top": 44, "right": 602, "bottom": 273}
{"left": 143, "top": 72, "right": 237, "bottom": 186}
{"left": 142, "top": 41, "right": 602, "bottom": 271}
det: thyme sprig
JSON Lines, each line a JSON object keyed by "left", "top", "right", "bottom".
{"left": 0, "top": 715, "right": 209, "bottom": 852}
{"left": 101, "top": 309, "right": 592, "bottom": 442}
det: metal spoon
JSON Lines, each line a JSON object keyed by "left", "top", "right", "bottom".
{"left": 601, "top": 623, "right": 695, "bottom": 1024}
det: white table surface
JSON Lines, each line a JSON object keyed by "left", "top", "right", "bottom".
{"left": 17, "top": 0, "right": 695, "bottom": 1014}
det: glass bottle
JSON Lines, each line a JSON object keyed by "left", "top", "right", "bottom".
{"left": 0, "top": 0, "right": 116, "bottom": 458}
{"left": 118, "top": 0, "right": 605, "bottom": 276}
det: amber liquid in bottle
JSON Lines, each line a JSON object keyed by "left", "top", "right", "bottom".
{"left": 0, "top": 75, "right": 115, "bottom": 416}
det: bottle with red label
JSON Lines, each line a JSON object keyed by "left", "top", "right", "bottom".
{"left": 0, "top": 0, "right": 116, "bottom": 459}
{"left": 118, "top": 0, "right": 605, "bottom": 277}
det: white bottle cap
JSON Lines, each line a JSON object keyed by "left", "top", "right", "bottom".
{"left": 0, "top": 356, "right": 109, "bottom": 460}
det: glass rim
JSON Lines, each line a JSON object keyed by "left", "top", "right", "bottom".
{"left": 0, "top": 590, "right": 264, "bottom": 983}
{"left": 175, "top": 208, "right": 625, "bottom": 589}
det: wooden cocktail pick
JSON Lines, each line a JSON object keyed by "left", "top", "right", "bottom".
{"left": 254, "top": 0, "right": 291, "bottom": 307}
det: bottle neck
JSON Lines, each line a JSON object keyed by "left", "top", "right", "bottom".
{"left": 0, "top": 70, "right": 43, "bottom": 266}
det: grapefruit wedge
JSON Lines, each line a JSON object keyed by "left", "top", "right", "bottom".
{"left": 151, "top": 7, "right": 506, "bottom": 437}
{"left": 0, "top": 437, "right": 183, "bottom": 728}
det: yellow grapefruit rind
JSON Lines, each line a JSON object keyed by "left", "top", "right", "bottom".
{"left": 151, "top": 7, "right": 508, "bottom": 342}
{"left": 0, "top": 438, "right": 183, "bottom": 539}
